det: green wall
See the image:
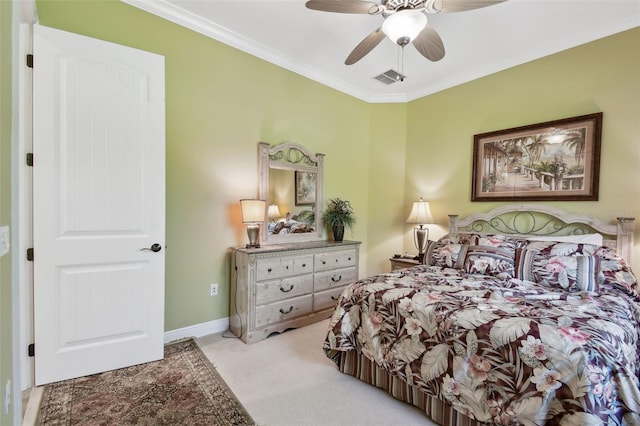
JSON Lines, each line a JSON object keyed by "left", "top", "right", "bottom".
{"left": 33, "top": 0, "right": 640, "bottom": 340}
{"left": 405, "top": 28, "right": 640, "bottom": 271}
{"left": 1, "top": 0, "right": 14, "bottom": 424}
{"left": 36, "top": 0, "right": 375, "bottom": 331}
{"left": 367, "top": 103, "right": 408, "bottom": 271}
{"left": 0, "top": 2, "right": 631, "bottom": 423}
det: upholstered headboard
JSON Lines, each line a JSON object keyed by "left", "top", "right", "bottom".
{"left": 448, "top": 204, "right": 635, "bottom": 263}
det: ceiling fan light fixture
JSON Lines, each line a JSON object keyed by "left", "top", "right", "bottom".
{"left": 382, "top": 10, "right": 427, "bottom": 45}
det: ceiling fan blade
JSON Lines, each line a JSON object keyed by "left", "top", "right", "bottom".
{"left": 433, "top": 0, "right": 507, "bottom": 13}
{"left": 305, "top": 0, "right": 381, "bottom": 14}
{"left": 345, "top": 28, "right": 386, "bottom": 65}
{"left": 412, "top": 26, "right": 445, "bottom": 62}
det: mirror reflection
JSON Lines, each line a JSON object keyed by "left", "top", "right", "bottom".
{"left": 258, "top": 141, "right": 324, "bottom": 244}
{"left": 267, "top": 169, "right": 316, "bottom": 235}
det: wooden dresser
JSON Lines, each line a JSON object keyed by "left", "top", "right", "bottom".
{"left": 230, "top": 240, "right": 361, "bottom": 343}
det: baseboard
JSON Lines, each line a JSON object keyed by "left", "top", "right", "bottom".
{"left": 164, "top": 317, "right": 230, "bottom": 343}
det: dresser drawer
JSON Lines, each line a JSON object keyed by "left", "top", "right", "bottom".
{"left": 256, "top": 255, "right": 314, "bottom": 281}
{"left": 255, "top": 275, "right": 313, "bottom": 306}
{"left": 314, "top": 287, "right": 346, "bottom": 311}
{"left": 255, "top": 295, "right": 313, "bottom": 329}
{"left": 231, "top": 241, "right": 360, "bottom": 343}
{"left": 314, "top": 249, "right": 357, "bottom": 272}
{"left": 315, "top": 267, "right": 358, "bottom": 292}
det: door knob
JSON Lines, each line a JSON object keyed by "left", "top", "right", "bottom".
{"left": 140, "top": 243, "right": 162, "bottom": 252}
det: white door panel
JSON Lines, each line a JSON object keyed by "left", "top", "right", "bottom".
{"left": 33, "top": 24, "right": 165, "bottom": 385}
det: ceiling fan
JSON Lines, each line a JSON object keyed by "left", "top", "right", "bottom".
{"left": 305, "top": 0, "right": 507, "bottom": 65}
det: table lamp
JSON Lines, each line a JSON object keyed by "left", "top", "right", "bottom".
{"left": 240, "top": 199, "right": 266, "bottom": 248}
{"left": 406, "top": 197, "right": 434, "bottom": 263}
{"left": 267, "top": 204, "right": 281, "bottom": 223}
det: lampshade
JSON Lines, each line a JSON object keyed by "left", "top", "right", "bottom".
{"left": 240, "top": 199, "right": 266, "bottom": 223}
{"left": 406, "top": 197, "right": 434, "bottom": 225}
{"left": 382, "top": 10, "right": 428, "bottom": 45}
{"left": 267, "top": 204, "right": 281, "bottom": 220}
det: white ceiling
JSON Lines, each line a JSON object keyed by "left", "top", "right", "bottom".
{"left": 124, "top": 0, "right": 640, "bottom": 103}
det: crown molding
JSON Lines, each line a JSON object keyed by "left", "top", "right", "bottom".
{"left": 123, "top": 0, "right": 639, "bottom": 104}
{"left": 121, "top": 0, "right": 400, "bottom": 103}
{"left": 407, "top": 14, "right": 640, "bottom": 102}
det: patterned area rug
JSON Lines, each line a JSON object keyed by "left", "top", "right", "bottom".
{"left": 36, "top": 338, "right": 255, "bottom": 425}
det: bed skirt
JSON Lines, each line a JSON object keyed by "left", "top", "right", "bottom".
{"left": 336, "top": 350, "right": 481, "bottom": 426}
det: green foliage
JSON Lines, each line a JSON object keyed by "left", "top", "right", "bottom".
{"left": 322, "top": 198, "right": 356, "bottom": 231}
{"left": 294, "top": 209, "right": 315, "bottom": 225}
{"left": 482, "top": 173, "right": 498, "bottom": 192}
{"left": 566, "top": 165, "right": 584, "bottom": 175}
{"left": 535, "top": 160, "right": 553, "bottom": 174}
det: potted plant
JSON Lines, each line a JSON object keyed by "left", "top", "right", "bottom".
{"left": 322, "top": 198, "right": 356, "bottom": 242}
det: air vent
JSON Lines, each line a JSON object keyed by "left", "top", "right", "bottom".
{"left": 374, "top": 69, "right": 406, "bottom": 85}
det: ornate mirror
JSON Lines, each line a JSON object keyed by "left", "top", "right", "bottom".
{"left": 258, "top": 141, "right": 324, "bottom": 244}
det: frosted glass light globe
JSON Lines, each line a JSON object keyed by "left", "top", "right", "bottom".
{"left": 382, "top": 10, "right": 428, "bottom": 45}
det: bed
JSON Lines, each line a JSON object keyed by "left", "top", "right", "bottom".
{"left": 323, "top": 204, "right": 638, "bottom": 425}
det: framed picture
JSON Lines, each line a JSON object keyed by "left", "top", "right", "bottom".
{"left": 471, "top": 112, "right": 602, "bottom": 201}
{"left": 295, "top": 171, "right": 316, "bottom": 206}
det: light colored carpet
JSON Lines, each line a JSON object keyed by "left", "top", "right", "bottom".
{"left": 197, "top": 319, "right": 439, "bottom": 426}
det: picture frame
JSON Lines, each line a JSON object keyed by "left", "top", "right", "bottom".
{"left": 471, "top": 112, "right": 602, "bottom": 202}
{"left": 295, "top": 171, "right": 316, "bottom": 206}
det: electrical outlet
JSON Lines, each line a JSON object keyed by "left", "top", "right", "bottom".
{"left": 210, "top": 283, "right": 218, "bottom": 296}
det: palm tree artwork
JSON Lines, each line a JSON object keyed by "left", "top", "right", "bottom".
{"left": 473, "top": 113, "right": 601, "bottom": 201}
{"left": 479, "top": 125, "right": 589, "bottom": 194}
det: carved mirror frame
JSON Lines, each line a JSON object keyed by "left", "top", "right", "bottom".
{"left": 258, "top": 141, "right": 325, "bottom": 244}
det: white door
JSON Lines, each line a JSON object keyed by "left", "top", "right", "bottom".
{"left": 33, "top": 24, "right": 165, "bottom": 385}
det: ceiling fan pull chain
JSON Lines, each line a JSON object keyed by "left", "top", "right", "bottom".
{"left": 396, "top": 45, "right": 405, "bottom": 81}
{"left": 397, "top": 45, "right": 404, "bottom": 78}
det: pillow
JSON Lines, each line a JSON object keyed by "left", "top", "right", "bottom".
{"left": 597, "top": 247, "right": 639, "bottom": 298}
{"left": 464, "top": 245, "right": 516, "bottom": 279}
{"left": 447, "top": 233, "right": 481, "bottom": 245}
{"left": 451, "top": 234, "right": 525, "bottom": 279}
{"left": 515, "top": 248, "right": 600, "bottom": 292}
{"left": 426, "top": 241, "right": 468, "bottom": 268}
{"left": 523, "top": 240, "right": 600, "bottom": 257}
{"left": 527, "top": 233, "right": 603, "bottom": 246}
{"left": 442, "top": 233, "right": 526, "bottom": 249}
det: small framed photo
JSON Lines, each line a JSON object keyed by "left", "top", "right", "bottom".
{"left": 471, "top": 112, "right": 602, "bottom": 201}
{"left": 295, "top": 171, "right": 316, "bottom": 206}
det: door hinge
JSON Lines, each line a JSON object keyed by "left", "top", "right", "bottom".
{"left": 26, "top": 153, "right": 33, "bottom": 167}
{"left": 28, "top": 344, "right": 35, "bottom": 357}
{"left": 26, "top": 54, "right": 33, "bottom": 69}
{"left": 27, "top": 248, "right": 34, "bottom": 261}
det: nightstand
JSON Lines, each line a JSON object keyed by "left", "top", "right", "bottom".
{"left": 389, "top": 256, "right": 421, "bottom": 271}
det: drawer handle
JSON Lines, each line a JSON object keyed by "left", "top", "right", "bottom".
{"left": 279, "top": 306, "right": 294, "bottom": 315}
{"left": 302, "top": 263, "right": 306, "bottom": 267}
{"left": 280, "top": 284, "right": 294, "bottom": 293}
{"left": 348, "top": 257, "right": 352, "bottom": 261}
{"left": 286, "top": 265, "right": 289, "bottom": 269}
{"left": 331, "top": 295, "right": 339, "bottom": 301}
{"left": 331, "top": 275, "right": 342, "bottom": 283}
{"left": 267, "top": 268, "right": 272, "bottom": 273}
{"left": 322, "top": 260, "right": 326, "bottom": 265}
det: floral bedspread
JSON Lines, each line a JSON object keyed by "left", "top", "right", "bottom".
{"left": 323, "top": 265, "right": 640, "bottom": 425}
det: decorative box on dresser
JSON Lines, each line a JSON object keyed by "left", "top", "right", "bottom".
{"left": 230, "top": 240, "right": 361, "bottom": 344}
